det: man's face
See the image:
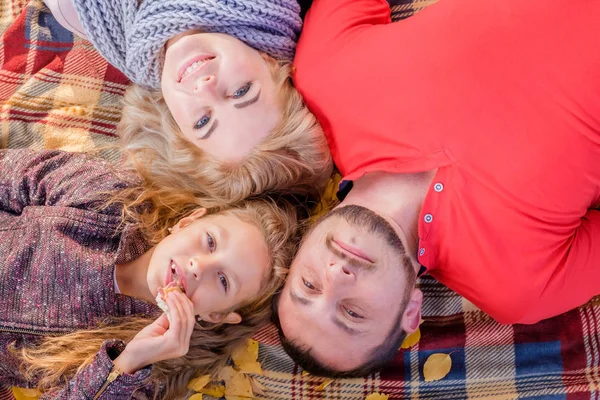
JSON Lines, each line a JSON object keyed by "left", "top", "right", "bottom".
{"left": 278, "top": 205, "right": 421, "bottom": 371}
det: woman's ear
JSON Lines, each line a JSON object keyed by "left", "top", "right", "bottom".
{"left": 203, "top": 312, "right": 242, "bottom": 325}
{"left": 170, "top": 208, "right": 207, "bottom": 234}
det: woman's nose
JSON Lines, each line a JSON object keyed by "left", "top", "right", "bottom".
{"left": 194, "top": 75, "right": 217, "bottom": 94}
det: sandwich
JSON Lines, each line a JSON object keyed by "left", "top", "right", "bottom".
{"left": 155, "top": 281, "right": 183, "bottom": 317}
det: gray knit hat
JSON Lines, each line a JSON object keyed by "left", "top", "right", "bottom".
{"left": 73, "top": 0, "right": 302, "bottom": 88}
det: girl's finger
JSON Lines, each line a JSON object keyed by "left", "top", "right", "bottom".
{"left": 180, "top": 295, "right": 196, "bottom": 341}
{"left": 172, "top": 292, "right": 195, "bottom": 342}
{"left": 154, "top": 313, "right": 170, "bottom": 329}
{"left": 165, "top": 293, "right": 184, "bottom": 337}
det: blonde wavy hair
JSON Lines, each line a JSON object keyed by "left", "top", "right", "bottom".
{"left": 119, "top": 57, "right": 333, "bottom": 214}
{"left": 16, "top": 198, "right": 300, "bottom": 400}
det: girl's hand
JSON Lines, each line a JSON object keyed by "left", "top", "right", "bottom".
{"left": 113, "top": 291, "right": 196, "bottom": 373}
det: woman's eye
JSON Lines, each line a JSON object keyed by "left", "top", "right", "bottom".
{"left": 218, "top": 272, "right": 229, "bottom": 292}
{"left": 344, "top": 307, "right": 364, "bottom": 319}
{"left": 194, "top": 113, "right": 211, "bottom": 130}
{"left": 206, "top": 233, "right": 216, "bottom": 252}
{"left": 302, "top": 278, "right": 316, "bottom": 291}
{"left": 231, "top": 82, "right": 252, "bottom": 99}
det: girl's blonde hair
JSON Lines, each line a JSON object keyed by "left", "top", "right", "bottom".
{"left": 118, "top": 58, "right": 333, "bottom": 214}
{"left": 16, "top": 198, "right": 300, "bottom": 400}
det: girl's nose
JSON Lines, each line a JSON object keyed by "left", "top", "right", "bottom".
{"left": 188, "top": 255, "right": 211, "bottom": 280}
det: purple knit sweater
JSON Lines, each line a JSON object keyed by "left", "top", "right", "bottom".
{"left": 0, "top": 149, "right": 161, "bottom": 399}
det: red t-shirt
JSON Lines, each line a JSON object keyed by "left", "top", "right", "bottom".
{"left": 294, "top": 0, "right": 600, "bottom": 324}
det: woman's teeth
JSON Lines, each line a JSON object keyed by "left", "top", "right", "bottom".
{"left": 181, "top": 57, "right": 213, "bottom": 81}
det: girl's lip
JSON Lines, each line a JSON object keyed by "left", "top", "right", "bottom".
{"left": 333, "top": 239, "right": 374, "bottom": 264}
{"left": 177, "top": 54, "right": 215, "bottom": 83}
{"left": 166, "top": 260, "right": 188, "bottom": 294}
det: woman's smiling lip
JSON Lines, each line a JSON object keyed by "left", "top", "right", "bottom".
{"left": 333, "top": 239, "right": 374, "bottom": 264}
{"left": 177, "top": 54, "right": 215, "bottom": 83}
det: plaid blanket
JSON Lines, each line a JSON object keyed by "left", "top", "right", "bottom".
{"left": 2, "top": 0, "right": 600, "bottom": 399}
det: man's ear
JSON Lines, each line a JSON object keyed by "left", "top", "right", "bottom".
{"left": 170, "top": 208, "right": 207, "bottom": 234}
{"left": 400, "top": 288, "right": 423, "bottom": 334}
{"left": 203, "top": 312, "right": 242, "bottom": 325}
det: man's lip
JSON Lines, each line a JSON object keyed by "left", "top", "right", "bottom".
{"left": 333, "top": 239, "right": 374, "bottom": 264}
{"left": 177, "top": 55, "right": 215, "bottom": 83}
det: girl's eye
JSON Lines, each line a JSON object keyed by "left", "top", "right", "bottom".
{"left": 206, "top": 233, "right": 216, "bottom": 252}
{"left": 194, "top": 113, "right": 211, "bottom": 130}
{"left": 195, "top": 315, "right": 203, "bottom": 324}
{"left": 231, "top": 82, "right": 252, "bottom": 99}
{"left": 218, "top": 272, "right": 229, "bottom": 292}
{"left": 344, "top": 307, "right": 364, "bottom": 320}
{"left": 302, "top": 278, "right": 316, "bottom": 291}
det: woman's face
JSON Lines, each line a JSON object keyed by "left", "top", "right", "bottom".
{"left": 161, "top": 32, "right": 281, "bottom": 162}
{"left": 146, "top": 209, "right": 270, "bottom": 320}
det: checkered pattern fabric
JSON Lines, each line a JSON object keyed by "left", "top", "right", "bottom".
{"left": 0, "top": 0, "right": 128, "bottom": 162}
{"left": 2, "top": 0, "right": 600, "bottom": 399}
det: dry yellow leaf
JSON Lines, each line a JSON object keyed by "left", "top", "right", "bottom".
{"left": 11, "top": 387, "right": 41, "bottom": 400}
{"left": 237, "top": 360, "right": 263, "bottom": 375}
{"left": 221, "top": 366, "right": 254, "bottom": 398}
{"left": 400, "top": 327, "right": 421, "bottom": 349}
{"left": 188, "top": 394, "right": 203, "bottom": 400}
{"left": 423, "top": 353, "right": 452, "bottom": 382}
{"left": 365, "top": 393, "right": 389, "bottom": 400}
{"left": 200, "top": 384, "right": 226, "bottom": 398}
{"left": 249, "top": 377, "right": 268, "bottom": 396}
{"left": 231, "top": 339, "right": 259, "bottom": 367}
{"left": 187, "top": 374, "right": 211, "bottom": 391}
{"left": 301, "top": 370, "right": 310, "bottom": 377}
{"left": 225, "top": 396, "right": 250, "bottom": 400}
{"left": 314, "top": 378, "right": 334, "bottom": 392}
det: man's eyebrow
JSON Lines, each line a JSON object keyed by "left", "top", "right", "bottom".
{"left": 332, "top": 316, "right": 362, "bottom": 336}
{"left": 234, "top": 89, "right": 261, "bottom": 109}
{"left": 290, "top": 289, "right": 312, "bottom": 306}
{"left": 199, "top": 119, "right": 219, "bottom": 140}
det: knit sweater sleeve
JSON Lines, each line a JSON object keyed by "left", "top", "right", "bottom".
{"left": 39, "top": 340, "right": 156, "bottom": 400}
{"left": 0, "top": 149, "right": 137, "bottom": 216}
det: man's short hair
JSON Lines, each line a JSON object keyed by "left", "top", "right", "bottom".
{"left": 271, "top": 294, "right": 408, "bottom": 378}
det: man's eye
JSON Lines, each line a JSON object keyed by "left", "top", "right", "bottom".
{"left": 344, "top": 307, "right": 364, "bottom": 319}
{"left": 302, "top": 278, "right": 316, "bottom": 290}
{"left": 206, "top": 233, "right": 216, "bottom": 252}
{"left": 218, "top": 272, "right": 229, "bottom": 292}
{"left": 194, "top": 113, "right": 211, "bottom": 130}
{"left": 231, "top": 82, "right": 252, "bottom": 99}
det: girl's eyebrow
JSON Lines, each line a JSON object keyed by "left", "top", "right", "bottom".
{"left": 234, "top": 89, "right": 261, "bottom": 109}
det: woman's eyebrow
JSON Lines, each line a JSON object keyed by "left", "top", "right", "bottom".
{"left": 234, "top": 89, "right": 261, "bottom": 109}
{"left": 199, "top": 120, "right": 219, "bottom": 140}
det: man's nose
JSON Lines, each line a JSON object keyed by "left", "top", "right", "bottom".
{"left": 326, "top": 261, "right": 355, "bottom": 286}
{"left": 193, "top": 74, "right": 217, "bottom": 95}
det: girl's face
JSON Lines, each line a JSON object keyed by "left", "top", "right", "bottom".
{"left": 146, "top": 209, "right": 270, "bottom": 323}
{"left": 161, "top": 32, "right": 281, "bottom": 162}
